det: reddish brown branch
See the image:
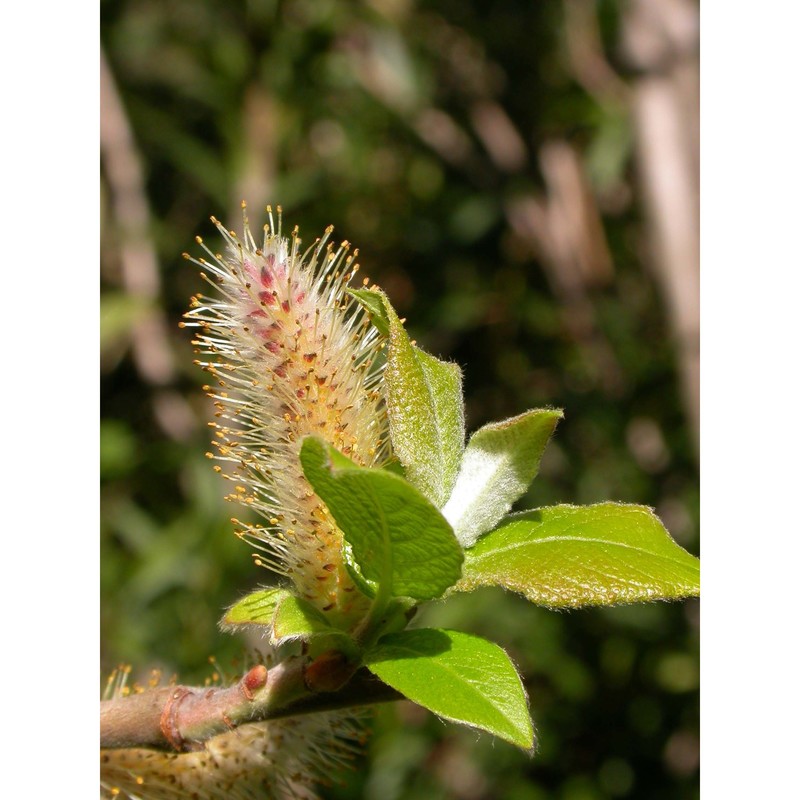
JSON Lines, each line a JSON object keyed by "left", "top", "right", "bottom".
{"left": 100, "top": 660, "right": 401, "bottom": 753}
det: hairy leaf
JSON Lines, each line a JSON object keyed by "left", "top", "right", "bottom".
{"left": 459, "top": 503, "right": 700, "bottom": 607}
{"left": 271, "top": 595, "right": 336, "bottom": 643}
{"left": 365, "top": 628, "right": 533, "bottom": 750}
{"left": 352, "top": 288, "right": 464, "bottom": 507}
{"left": 300, "top": 437, "right": 464, "bottom": 601}
{"left": 443, "top": 408, "right": 562, "bottom": 547}
{"left": 220, "top": 587, "right": 289, "bottom": 630}
{"left": 348, "top": 287, "right": 391, "bottom": 336}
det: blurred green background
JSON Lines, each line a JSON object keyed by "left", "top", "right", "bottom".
{"left": 101, "top": 1, "right": 699, "bottom": 797}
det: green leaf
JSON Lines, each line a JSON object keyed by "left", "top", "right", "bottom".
{"left": 220, "top": 587, "right": 289, "bottom": 630}
{"left": 348, "top": 287, "right": 391, "bottom": 336}
{"left": 271, "top": 595, "right": 336, "bottom": 642}
{"left": 300, "top": 437, "right": 464, "bottom": 601}
{"left": 443, "top": 409, "right": 563, "bottom": 547}
{"left": 411, "top": 350, "right": 464, "bottom": 503}
{"left": 365, "top": 628, "right": 533, "bottom": 750}
{"left": 270, "top": 595, "right": 358, "bottom": 656}
{"left": 377, "top": 598, "right": 418, "bottom": 637}
{"left": 354, "top": 288, "right": 465, "bottom": 508}
{"left": 459, "top": 504, "right": 700, "bottom": 608}
{"left": 382, "top": 459, "right": 406, "bottom": 478}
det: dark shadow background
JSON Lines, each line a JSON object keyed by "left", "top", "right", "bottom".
{"left": 101, "top": 1, "right": 699, "bottom": 797}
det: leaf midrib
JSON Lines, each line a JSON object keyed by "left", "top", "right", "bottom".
{"left": 359, "top": 473, "right": 394, "bottom": 594}
{"left": 469, "top": 534, "right": 696, "bottom": 566}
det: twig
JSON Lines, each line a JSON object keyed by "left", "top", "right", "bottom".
{"left": 100, "top": 659, "right": 401, "bottom": 752}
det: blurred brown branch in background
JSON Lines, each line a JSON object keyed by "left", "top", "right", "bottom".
{"left": 230, "top": 83, "right": 278, "bottom": 227}
{"left": 101, "top": 49, "right": 195, "bottom": 441}
{"left": 559, "top": 0, "right": 699, "bottom": 451}
{"left": 506, "top": 141, "right": 624, "bottom": 396}
{"left": 564, "top": 0, "right": 630, "bottom": 108}
{"left": 101, "top": 49, "right": 174, "bottom": 386}
{"left": 623, "top": 0, "right": 700, "bottom": 451}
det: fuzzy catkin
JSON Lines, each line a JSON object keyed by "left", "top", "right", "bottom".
{"left": 183, "top": 207, "right": 389, "bottom": 627}
{"left": 101, "top": 713, "right": 366, "bottom": 800}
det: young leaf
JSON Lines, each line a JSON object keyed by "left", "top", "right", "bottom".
{"left": 300, "top": 437, "right": 464, "bottom": 601}
{"left": 271, "top": 595, "right": 337, "bottom": 643}
{"left": 352, "top": 287, "right": 464, "bottom": 508}
{"left": 220, "top": 587, "right": 290, "bottom": 630}
{"left": 458, "top": 503, "right": 700, "bottom": 607}
{"left": 365, "top": 628, "right": 533, "bottom": 750}
{"left": 347, "top": 287, "right": 391, "bottom": 336}
{"left": 443, "top": 408, "right": 563, "bottom": 547}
